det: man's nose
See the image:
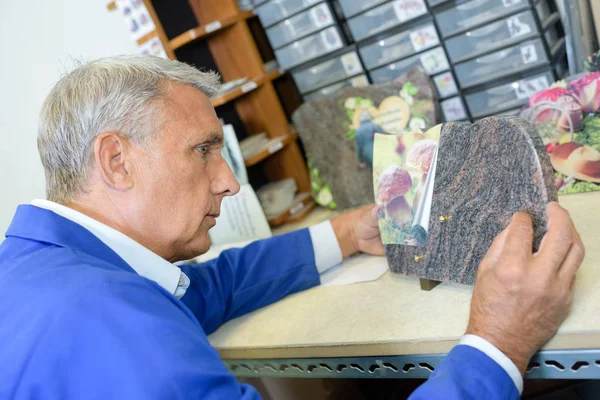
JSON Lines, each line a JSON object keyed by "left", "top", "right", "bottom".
{"left": 212, "top": 155, "right": 240, "bottom": 197}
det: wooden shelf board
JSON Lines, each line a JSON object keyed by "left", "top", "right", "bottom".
{"left": 211, "top": 68, "right": 283, "bottom": 108}
{"left": 136, "top": 30, "right": 158, "bottom": 46}
{"left": 267, "top": 193, "right": 314, "bottom": 227}
{"left": 244, "top": 132, "right": 298, "bottom": 167}
{"left": 169, "top": 10, "right": 254, "bottom": 50}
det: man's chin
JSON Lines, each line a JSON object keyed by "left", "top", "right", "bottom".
{"left": 173, "top": 235, "right": 211, "bottom": 263}
{"left": 192, "top": 237, "right": 211, "bottom": 256}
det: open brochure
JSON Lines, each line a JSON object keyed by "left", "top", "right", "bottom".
{"left": 208, "top": 183, "right": 272, "bottom": 246}
{"left": 207, "top": 124, "right": 271, "bottom": 246}
{"left": 221, "top": 124, "right": 248, "bottom": 185}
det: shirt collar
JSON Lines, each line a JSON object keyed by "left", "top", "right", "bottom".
{"left": 31, "top": 199, "right": 182, "bottom": 296}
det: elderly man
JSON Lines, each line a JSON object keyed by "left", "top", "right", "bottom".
{"left": 0, "top": 56, "right": 584, "bottom": 399}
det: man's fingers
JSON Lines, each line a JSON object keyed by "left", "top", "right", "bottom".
{"left": 366, "top": 205, "right": 379, "bottom": 227}
{"left": 366, "top": 238, "right": 386, "bottom": 256}
{"left": 536, "top": 202, "right": 576, "bottom": 273}
{"left": 502, "top": 211, "right": 534, "bottom": 260}
{"left": 558, "top": 230, "right": 585, "bottom": 286}
{"left": 480, "top": 228, "right": 509, "bottom": 271}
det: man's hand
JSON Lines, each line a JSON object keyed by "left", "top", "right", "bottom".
{"left": 466, "top": 202, "right": 585, "bottom": 374}
{"left": 331, "top": 205, "right": 385, "bottom": 258}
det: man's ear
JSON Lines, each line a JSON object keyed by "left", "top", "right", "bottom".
{"left": 93, "top": 132, "right": 134, "bottom": 191}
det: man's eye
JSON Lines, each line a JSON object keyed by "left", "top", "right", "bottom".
{"left": 197, "top": 146, "right": 209, "bottom": 155}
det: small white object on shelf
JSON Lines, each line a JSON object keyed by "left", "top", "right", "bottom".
{"left": 257, "top": 178, "right": 298, "bottom": 219}
{"left": 217, "top": 77, "right": 249, "bottom": 95}
{"left": 240, "top": 133, "right": 270, "bottom": 159}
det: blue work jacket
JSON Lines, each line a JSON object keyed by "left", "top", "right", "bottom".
{"left": 0, "top": 205, "right": 518, "bottom": 399}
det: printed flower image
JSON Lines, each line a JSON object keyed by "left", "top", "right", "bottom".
{"left": 520, "top": 71, "right": 600, "bottom": 195}
{"left": 568, "top": 71, "right": 600, "bottom": 113}
{"left": 409, "top": 117, "right": 427, "bottom": 132}
{"left": 377, "top": 165, "right": 413, "bottom": 227}
{"left": 373, "top": 126, "right": 440, "bottom": 245}
{"left": 308, "top": 158, "right": 337, "bottom": 209}
{"left": 344, "top": 97, "right": 357, "bottom": 110}
{"left": 316, "top": 188, "right": 334, "bottom": 207}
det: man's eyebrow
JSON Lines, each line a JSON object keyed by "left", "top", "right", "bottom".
{"left": 197, "top": 132, "right": 224, "bottom": 146}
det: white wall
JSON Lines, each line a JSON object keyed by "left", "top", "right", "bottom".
{"left": 0, "top": 0, "right": 138, "bottom": 238}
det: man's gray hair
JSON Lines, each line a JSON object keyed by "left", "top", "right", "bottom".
{"left": 38, "top": 54, "right": 221, "bottom": 203}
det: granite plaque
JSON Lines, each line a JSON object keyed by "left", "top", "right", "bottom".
{"left": 384, "top": 117, "right": 558, "bottom": 285}
{"left": 293, "top": 67, "right": 439, "bottom": 210}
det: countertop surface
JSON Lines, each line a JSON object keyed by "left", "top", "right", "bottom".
{"left": 209, "top": 192, "right": 600, "bottom": 360}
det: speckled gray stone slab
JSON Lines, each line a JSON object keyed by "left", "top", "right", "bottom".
{"left": 386, "top": 117, "right": 558, "bottom": 285}
{"left": 293, "top": 67, "right": 439, "bottom": 210}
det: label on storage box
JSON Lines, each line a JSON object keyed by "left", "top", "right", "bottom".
{"left": 506, "top": 15, "right": 532, "bottom": 38}
{"left": 409, "top": 24, "right": 440, "bottom": 52}
{"left": 341, "top": 52, "right": 362, "bottom": 75}
{"left": 309, "top": 3, "right": 334, "bottom": 29}
{"left": 320, "top": 27, "right": 343, "bottom": 51}
{"left": 393, "top": 0, "right": 428, "bottom": 23}
{"left": 419, "top": 47, "right": 449, "bottom": 75}
{"left": 433, "top": 71, "right": 458, "bottom": 98}
{"left": 514, "top": 76, "right": 550, "bottom": 99}
{"left": 520, "top": 43, "right": 538, "bottom": 64}
{"left": 441, "top": 97, "right": 467, "bottom": 121}
{"left": 350, "top": 75, "right": 369, "bottom": 87}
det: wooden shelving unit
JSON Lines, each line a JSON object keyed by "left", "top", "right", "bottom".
{"left": 244, "top": 131, "right": 298, "bottom": 167}
{"left": 169, "top": 10, "right": 255, "bottom": 50}
{"left": 109, "top": 0, "right": 314, "bottom": 228}
{"left": 211, "top": 68, "right": 282, "bottom": 107}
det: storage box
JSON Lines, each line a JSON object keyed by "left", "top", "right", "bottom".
{"left": 274, "top": 26, "right": 345, "bottom": 70}
{"left": 255, "top": 0, "right": 322, "bottom": 27}
{"left": 358, "top": 21, "right": 439, "bottom": 70}
{"left": 303, "top": 74, "right": 369, "bottom": 101}
{"left": 464, "top": 70, "right": 554, "bottom": 118}
{"left": 454, "top": 38, "right": 549, "bottom": 89}
{"left": 534, "top": 0, "right": 554, "bottom": 24}
{"left": 347, "top": 0, "right": 428, "bottom": 42}
{"left": 266, "top": 2, "right": 335, "bottom": 49}
{"left": 292, "top": 51, "right": 364, "bottom": 94}
{"left": 435, "top": 0, "right": 529, "bottom": 38}
{"left": 370, "top": 47, "right": 449, "bottom": 83}
{"left": 337, "top": 0, "right": 387, "bottom": 18}
{"left": 444, "top": 10, "right": 538, "bottom": 63}
{"left": 544, "top": 23, "right": 561, "bottom": 48}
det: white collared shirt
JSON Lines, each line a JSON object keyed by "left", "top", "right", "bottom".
{"left": 30, "top": 199, "right": 521, "bottom": 393}
{"left": 30, "top": 199, "right": 342, "bottom": 299}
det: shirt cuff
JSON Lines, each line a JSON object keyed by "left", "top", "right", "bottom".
{"left": 459, "top": 334, "right": 524, "bottom": 394}
{"left": 308, "top": 220, "right": 343, "bottom": 274}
